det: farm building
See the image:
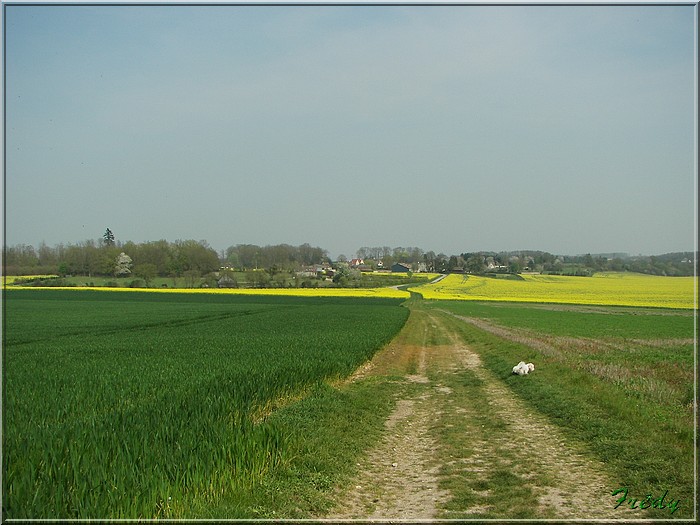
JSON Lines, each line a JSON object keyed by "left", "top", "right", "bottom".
{"left": 391, "top": 262, "right": 412, "bottom": 273}
{"left": 217, "top": 274, "right": 236, "bottom": 288}
{"left": 297, "top": 265, "right": 334, "bottom": 278}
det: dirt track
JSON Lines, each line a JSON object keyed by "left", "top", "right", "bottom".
{"left": 326, "top": 307, "right": 634, "bottom": 520}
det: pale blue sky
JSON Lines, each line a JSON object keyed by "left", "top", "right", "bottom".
{"left": 3, "top": 2, "right": 697, "bottom": 258}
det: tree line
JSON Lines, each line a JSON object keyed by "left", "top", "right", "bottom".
{"left": 4, "top": 238, "right": 221, "bottom": 280}
{"left": 454, "top": 250, "right": 695, "bottom": 277}
{"left": 345, "top": 247, "right": 695, "bottom": 277}
{"left": 3, "top": 232, "right": 330, "bottom": 280}
{"left": 224, "top": 243, "right": 328, "bottom": 271}
{"left": 3, "top": 233, "right": 695, "bottom": 278}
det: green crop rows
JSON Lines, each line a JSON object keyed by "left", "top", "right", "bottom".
{"left": 2, "top": 289, "right": 409, "bottom": 518}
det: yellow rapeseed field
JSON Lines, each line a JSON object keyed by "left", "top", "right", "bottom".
{"left": 10, "top": 285, "right": 411, "bottom": 299}
{"left": 411, "top": 272, "right": 696, "bottom": 309}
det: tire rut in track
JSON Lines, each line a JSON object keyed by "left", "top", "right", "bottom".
{"left": 326, "top": 322, "right": 449, "bottom": 520}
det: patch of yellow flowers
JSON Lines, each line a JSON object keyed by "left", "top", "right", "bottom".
{"left": 12, "top": 285, "right": 411, "bottom": 299}
{"left": 411, "top": 272, "right": 695, "bottom": 309}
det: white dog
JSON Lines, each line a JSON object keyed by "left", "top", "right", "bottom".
{"left": 512, "top": 361, "right": 535, "bottom": 375}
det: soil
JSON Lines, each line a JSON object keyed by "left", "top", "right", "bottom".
{"left": 325, "top": 309, "right": 636, "bottom": 520}
{"left": 325, "top": 321, "right": 450, "bottom": 520}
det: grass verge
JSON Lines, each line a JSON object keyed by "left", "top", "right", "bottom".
{"left": 430, "top": 307, "right": 695, "bottom": 519}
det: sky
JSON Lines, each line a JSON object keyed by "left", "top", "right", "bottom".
{"left": 3, "top": 1, "right": 697, "bottom": 259}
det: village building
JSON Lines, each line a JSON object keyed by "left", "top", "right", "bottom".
{"left": 217, "top": 274, "right": 236, "bottom": 288}
{"left": 391, "top": 262, "right": 412, "bottom": 273}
